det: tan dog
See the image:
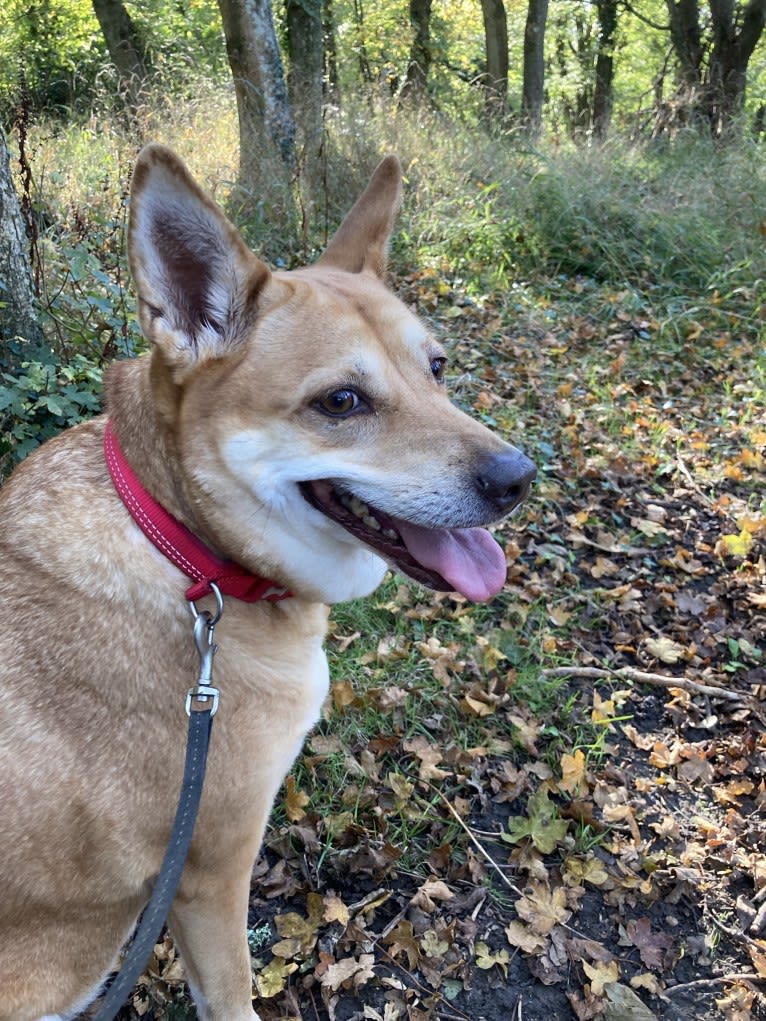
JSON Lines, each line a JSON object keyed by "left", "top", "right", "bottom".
{"left": 0, "top": 146, "right": 535, "bottom": 1021}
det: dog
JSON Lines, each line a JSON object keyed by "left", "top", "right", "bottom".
{"left": 0, "top": 145, "right": 535, "bottom": 1021}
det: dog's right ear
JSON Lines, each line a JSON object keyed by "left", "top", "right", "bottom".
{"left": 318, "top": 155, "right": 402, "bottom": 277}
{"left": 128, "top": 144, "right": 271, "bottom": 376}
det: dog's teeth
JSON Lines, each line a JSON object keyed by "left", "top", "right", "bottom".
{"left": 337, "top": 490, "right": 386, "bottom": 531}
{"left": 383, "top": 528, "right": 398, "bottom": 540}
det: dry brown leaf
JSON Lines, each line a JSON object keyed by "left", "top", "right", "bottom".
{"left": 284, "top": 774, "right": 309, "bottom": 822}
{"left": 516, "top": 882, "right": 572, "bottom": 935}
{"left": 505, "top": 919, "right": 549, "bottom": 953}
{"left": 645, "top": 635, "right": 687, "bottom": 663}
{"left": 583, "top": 958, "right": 620, "bottom": 995}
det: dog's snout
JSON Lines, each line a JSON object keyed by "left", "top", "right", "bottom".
{"left": 475, "top": 450, "right": 537, "bottom": 512}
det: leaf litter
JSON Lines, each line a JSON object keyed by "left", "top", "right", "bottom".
{"left": 118, "top": 273, "right": 765, "bottom": 1021}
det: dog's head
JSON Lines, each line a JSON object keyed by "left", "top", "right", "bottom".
{"left": 125, "top": 145, "right": 535, "bottom": 604}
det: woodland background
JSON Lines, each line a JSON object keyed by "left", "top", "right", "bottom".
{"left": 0, "top": 2, "right": 765, "bottom": 1021}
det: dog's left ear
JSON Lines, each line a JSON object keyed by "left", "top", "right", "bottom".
{"left": 128, "top": 144, "right": 272, "bottom": 375}
{"left": 318, "top": 155, "right": 402, "bottom": 277}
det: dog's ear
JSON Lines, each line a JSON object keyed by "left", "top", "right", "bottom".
{"left": 128, "top": 144, "right": 271, "bottom": 374}
{"left": 318, "top": 155, "right": 402, "bottom": 276}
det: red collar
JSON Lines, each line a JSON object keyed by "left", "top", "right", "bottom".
{"left": 104, "top": 420, "right": 291, "bottom": 604}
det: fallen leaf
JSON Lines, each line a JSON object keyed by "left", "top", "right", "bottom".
{"left": 516, "top": 882, "right": 572, "bottom": 935}
{"left": 583, "top": 957, "right": 620, "bottom": 995}
{"left": 645, "top": 636, "right": 686, "bottom": 664}
{"left": 716, "top": 530, "right": 754, "bottom": 558}
{"left": 475, "top": 940, "right": 510, "bottom": 976}
{"left": 505, "top": 919, "right": 549, "bottom": 953}
{"left": 284, "top": 774, "right": 309, "bottom": 822}
{"left": 323, "top": 894, "right": 350, "bottom": 927}
{"left": 384, "top": 920, "right": 421, "bottom": 970}
{"left": 502, "top": 786, "right": 570, "bottom": 854}
{"left": 559, "top": 748, "right": 588, "bottom": 796}
{"left": 602, "top": 981, "right": 657, "bottom": 1020}
{"left": 319, "top": 954, "right": 376, "bottom": 991}
{"left": 626, "top": 917, "right": 674, "bottom": 970}
{"left": 255, "top": 957, "right": 298, "bottom": 999}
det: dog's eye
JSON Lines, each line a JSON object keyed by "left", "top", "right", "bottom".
{"left": 318, "top": 388, "right": 360, "bottom": 417}
{"left": 431, "top": 357, "right": 447, "bottom": 383}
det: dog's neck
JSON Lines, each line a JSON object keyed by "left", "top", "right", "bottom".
{"left": 104, "top": 419, "right": 289, "bottom": 604}
{"left": 105, "top": 355, "right": 198, "bottom": 532}
{"left": 103, "top": 362, "right": 290, "bottom": 605}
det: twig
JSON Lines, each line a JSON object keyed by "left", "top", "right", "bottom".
{"left": 425, "top": 787, "right": 603, "bottom": 942}
{"left": 665, "top": 973, "right": 766, "bottom": 995}
{"left": 426, "top": 785, "right": 525, "bottom": 898}
{"left": 675, "top": 452, "right": 715, "bottom": 508}
{"left": 541, "top": 665, "right": 747, "bottom": 703}
{"left": 374, "top": 942, "right": 474, "bottom": 1021}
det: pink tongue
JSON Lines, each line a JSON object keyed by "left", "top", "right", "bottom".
{"left": 395, "top": 521, "right": 508, "bottom": 601}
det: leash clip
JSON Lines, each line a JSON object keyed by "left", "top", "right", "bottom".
{"left": 187, "top": 582, "right": 223, "bottom": 716}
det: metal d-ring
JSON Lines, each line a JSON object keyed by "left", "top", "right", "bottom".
{"left": 188, "top": 580, "right": 224, "bottom": 626}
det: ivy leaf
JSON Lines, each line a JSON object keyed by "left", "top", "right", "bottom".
{"left": 501, "top": 786, "right": 569, "bottom": 854}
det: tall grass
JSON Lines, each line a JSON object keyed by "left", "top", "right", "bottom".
{"left": 21, "top": 88, "right": 766, "bottom": 294}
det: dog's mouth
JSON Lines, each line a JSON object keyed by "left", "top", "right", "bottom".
{"left": 299, "top": 480, "right": 508, "bottom": 601}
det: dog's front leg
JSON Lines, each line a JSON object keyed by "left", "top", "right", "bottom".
{"left": 168, "top": 869, "right": 260, "bottom": 1021}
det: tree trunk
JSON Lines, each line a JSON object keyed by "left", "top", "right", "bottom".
{"left": 400, "top": 0, "right": 434, "bottom": 102}
{"left": 217, "top": 0, "right": 296, "bottom": 188}
{"left": 323, "top": 0, "right": 341, "bottom": 106}
{"left": 90, "top": 0, "right": 150, "bottom": 107}
{"left": 286, "top": 0, "right": 324, "bottom": 148}
{"left": 480, "top": 0, "right": 509, "bottom": 121}
{"left": 592, "top": 0, "right": 619, "bottom": 138}
{"left": 664, "top": 0, "right": 766, "bottom": 134}
{"left": 352, "top": 0, "right": 373, "bottom": 85}
{"left": 665, "top": 0, "right": 704, "bottom": 89}
{"left": 708, "top": 0, "right": 766, "bottom": 132}
{"left": 0, "top": 128, "right": 44, "bottom": 357}
{"left": 521, "top": 0, "right": 550, "bottom": 136}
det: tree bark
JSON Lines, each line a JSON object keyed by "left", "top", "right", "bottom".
{"left": 217, "top": 0, "right": 296, "bottom": 187}
{"left": 400, "top": 0, "right": 434, "bottom": 102}
{"left": 708, "top": 0, "right": 766, "bottom": 131}
{"left": 665, "top": 0, "right": 704, "bottom": 89}
{"left": 286, "top": 0, "right": 324, "bottom": 147}
{"left": 593, "top": 0, "right": 619, "bottom": 138}
{"left": 352, "top": 0, "right": 373, "bottom": 85}
{"left": 664, "top": 0, "right": 766, "bottom": 133}
{"left": 480, "top": 0, "right": 509, "bottom": 120}
{"left": 521, "top": 0, "right": 550, "bottom": 136}
{"left": 0, "top": 128, "right": 44, "bottom": 356}
{"left": 90, "top": 0, "right": 150, "bottom": 107}
{"left": 323, "top": 0, "right": 341, "bottom": 106}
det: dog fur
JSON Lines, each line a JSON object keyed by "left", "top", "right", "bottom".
{"left": 0, "top": 146, "right": 535, "bottom": 1020}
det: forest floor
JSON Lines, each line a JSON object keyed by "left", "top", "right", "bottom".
{"left": 114, "top": 268, "right": 766, "bottom": 1021}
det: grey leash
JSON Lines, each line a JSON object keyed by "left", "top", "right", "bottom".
{"left": 89, "top": 585, "right": 223, "bottom": 1021}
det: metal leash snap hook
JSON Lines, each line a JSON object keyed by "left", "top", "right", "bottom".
{"left": 187, "top": 582, "right": 223, "bottom": 716}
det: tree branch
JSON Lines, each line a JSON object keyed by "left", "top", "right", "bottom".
{"left": 540, "top": 665, "right": 748, "bottom": 703}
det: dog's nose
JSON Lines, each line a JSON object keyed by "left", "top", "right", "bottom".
{"left": 475, "top": 450, "right": 537, "bottom": 512}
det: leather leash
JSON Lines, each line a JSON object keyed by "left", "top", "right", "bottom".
{"left": 90, "top": 590, "right": 223, "bottom": 1021}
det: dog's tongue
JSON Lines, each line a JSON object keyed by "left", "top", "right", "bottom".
{"left": 395, "top": 520, "right": 507, "bottom": 601}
